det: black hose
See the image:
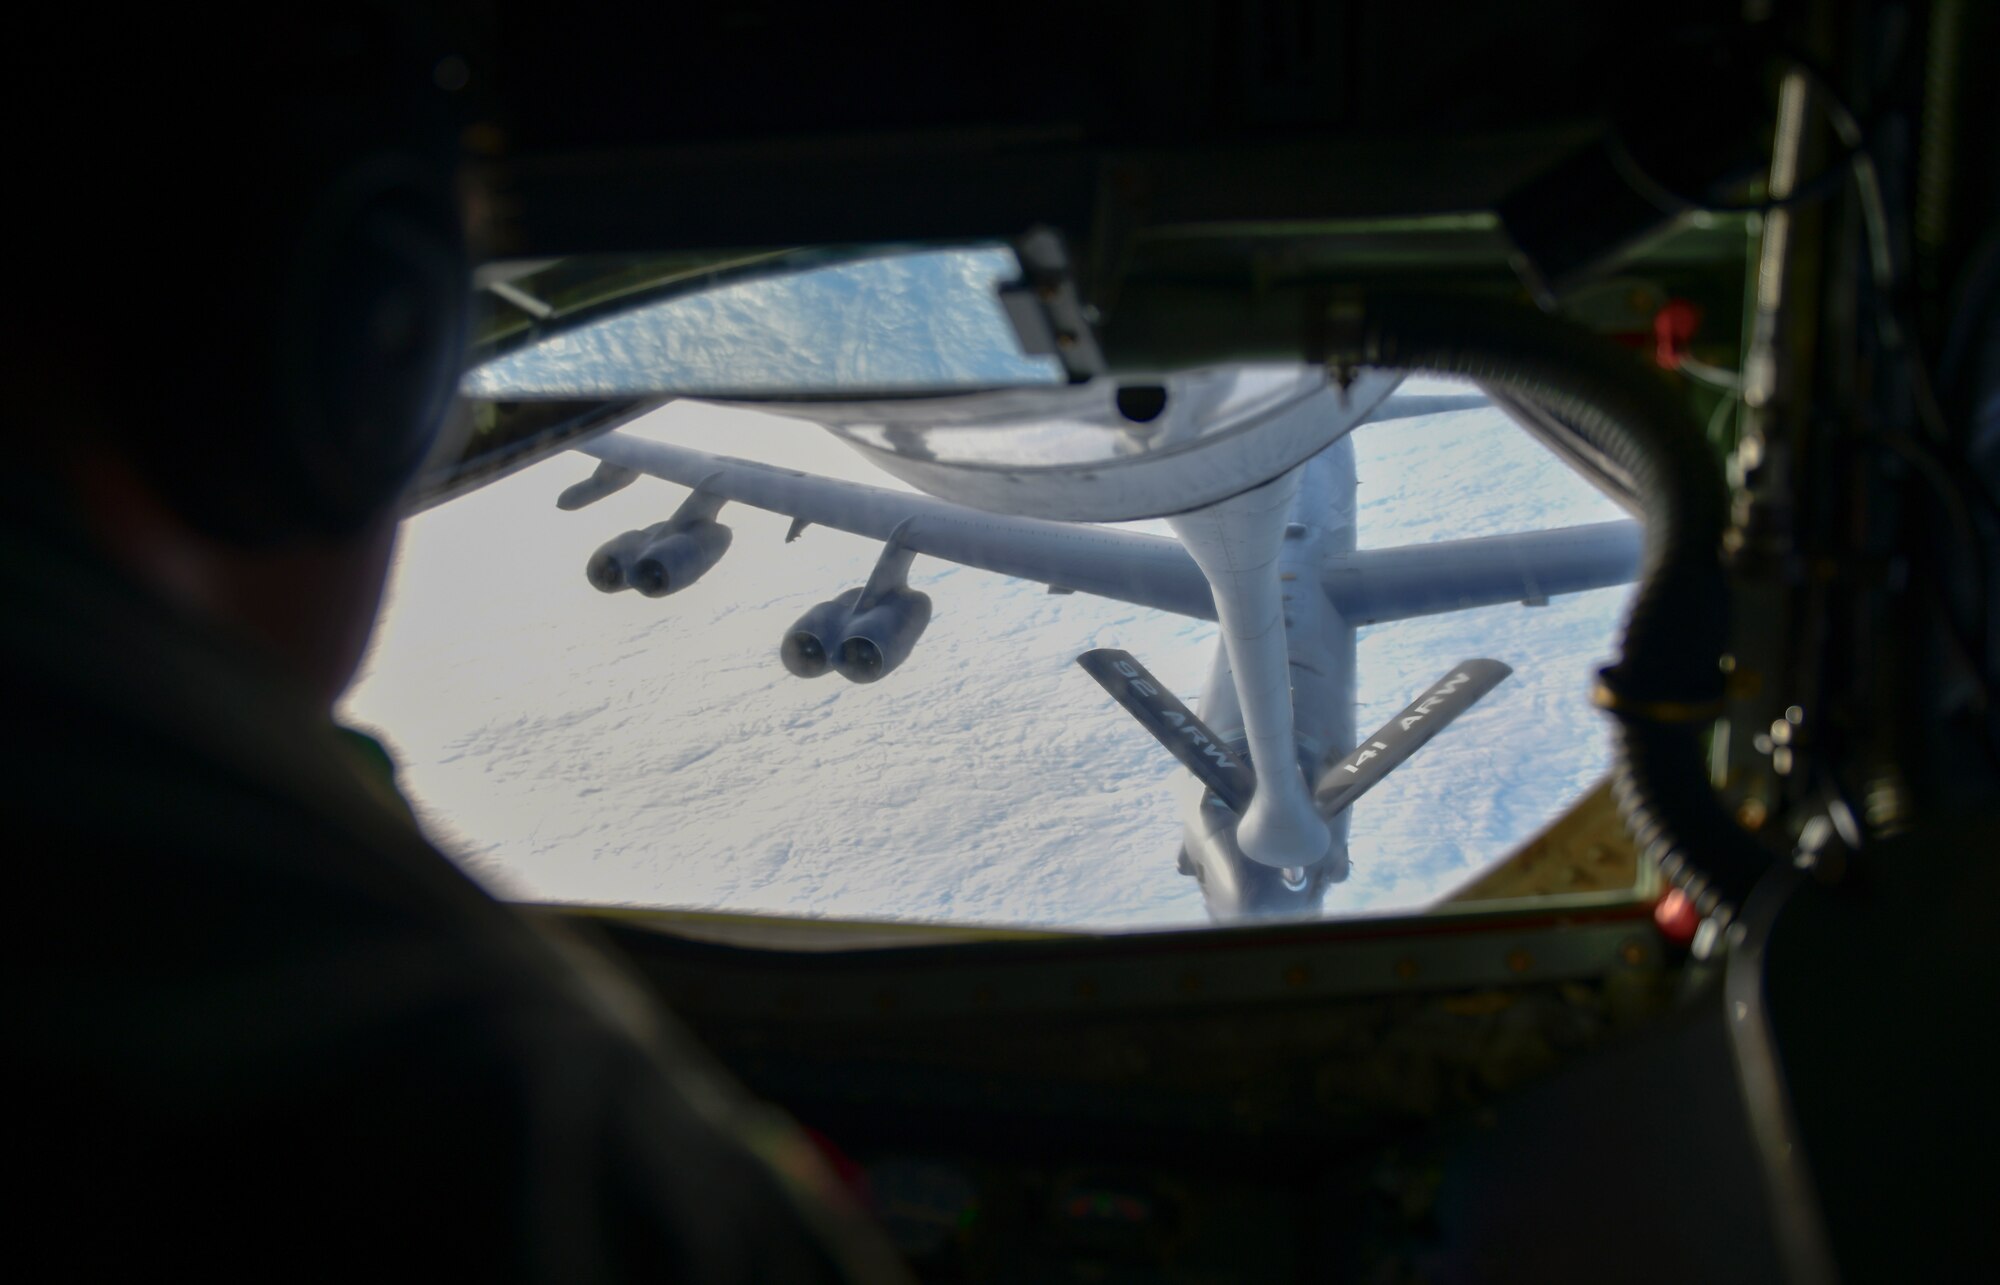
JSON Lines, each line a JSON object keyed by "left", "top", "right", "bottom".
{"left": 1349, "top": 293, "right": 1775, "bottom": 921}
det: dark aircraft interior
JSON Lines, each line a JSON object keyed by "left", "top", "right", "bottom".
{"left": 242, "top": 1, "right": 2000, "bottom": 1279}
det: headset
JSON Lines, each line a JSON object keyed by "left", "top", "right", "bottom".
{"left": 108, "top": 12, "right": 473, "bottom": 547}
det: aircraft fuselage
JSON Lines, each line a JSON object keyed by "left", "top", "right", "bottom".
{"left": 1179, "top": 435, "right": 1361, "bottom": 917}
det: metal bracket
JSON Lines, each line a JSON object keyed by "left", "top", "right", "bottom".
{"left": 997, "top": 226, "right": 1106, "bottom": 384}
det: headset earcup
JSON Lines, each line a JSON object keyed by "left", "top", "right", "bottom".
{"left": 274, "top": 169, "right": 467, "bottom": 540}
{"left": 23, "top": 9, "right": 471, "bottom": 549}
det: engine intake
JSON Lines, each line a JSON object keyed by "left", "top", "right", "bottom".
{"left": 833, "top": 589, "right": 933, "bottom": 683}
{"left": 780, "top": 590, "right": 864, "bottom": 678}
{"left": 629, "top": 520, "right": 732, "bottom": 598}
{"left": 586, "top": 520, "right": 674, "bottom": 593}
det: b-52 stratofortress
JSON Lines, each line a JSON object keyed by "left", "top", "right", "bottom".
{"left": 555, "top": 370, "right": 1641, "bottom": 917}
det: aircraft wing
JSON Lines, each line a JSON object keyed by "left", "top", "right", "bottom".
{"left": 578, "top": 433, "right": 1641, "bottom": 625}
{"left": 1321, "top": 520, "right": 1642, "bottom": 625}
{"left": 577, "top": 432, "right": 1220, "bottom": 619}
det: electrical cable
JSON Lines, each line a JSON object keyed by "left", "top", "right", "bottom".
{"left": 1867, "top": 433, "right": 1994, "bottom": 679}
{"left": 1641, "top": 47, "right": 2000, "bottom": 741}
{"left": 1705, "top": 387, "right": 1740, "bottom": 442}
{"left": 1801, "top": 55, "right": 2000, "bottom": 712}
{"left": 1612, "top": 140, "right": 1858, "bottom": 218}
{"left": 1679, "top": 356, "right": 1745, "bottom": 392}
{"left": 1351, "top": 294, "right": 1775, "bottom": 923}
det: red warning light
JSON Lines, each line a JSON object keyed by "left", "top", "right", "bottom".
{"left": 1653, "top": 299, "right": 1702, "bottom": 371}
{"left": 1654, "top": 887, "right": 1701, "bottom": 946}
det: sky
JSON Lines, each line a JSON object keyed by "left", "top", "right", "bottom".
{"left": 341, "top": 387, "right": 1632, "bottom": 932}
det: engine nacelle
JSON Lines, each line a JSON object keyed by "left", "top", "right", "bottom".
{"left": 586, "top": 520, "right": 674, "bottom": 593}
{"left": 628, "top": 520, "right": 732, "bottom": 598}
{"left": 780, "top": 589, "right": 864, "bottom": 678}
{"left": 834, "top": 588, "right": 933, "bottom": 683}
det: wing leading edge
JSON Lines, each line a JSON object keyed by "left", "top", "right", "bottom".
{"left": 578, "top": 432, "right": 1219, "bottom": 619}
{"left": 1321, "top": 521, "right": 1641, "bottom": 625}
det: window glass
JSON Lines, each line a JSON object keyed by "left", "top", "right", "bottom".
{"left": 343, "top": 380, "right": 1632, "bottom": 928}
{"left": 462, "top": 246, "right": 1063, "bottom": 399}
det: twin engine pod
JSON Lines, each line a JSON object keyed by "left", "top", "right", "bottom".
{"left": 781, "top": 587, "right": 933, "bottom": 683}
{"left": 586, "top": 519, "right": 733, "bottom": 598}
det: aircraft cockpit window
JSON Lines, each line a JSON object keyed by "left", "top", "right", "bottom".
{"left": 461, "top": 245, "right": 1064, "bottom": 401}
{"left": 347, "top": 368, "right": 1646, "bottom": 934}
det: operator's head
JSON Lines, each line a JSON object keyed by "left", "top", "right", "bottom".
{"left": 16, "top": 9, "right": 473, "bottom": 705}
